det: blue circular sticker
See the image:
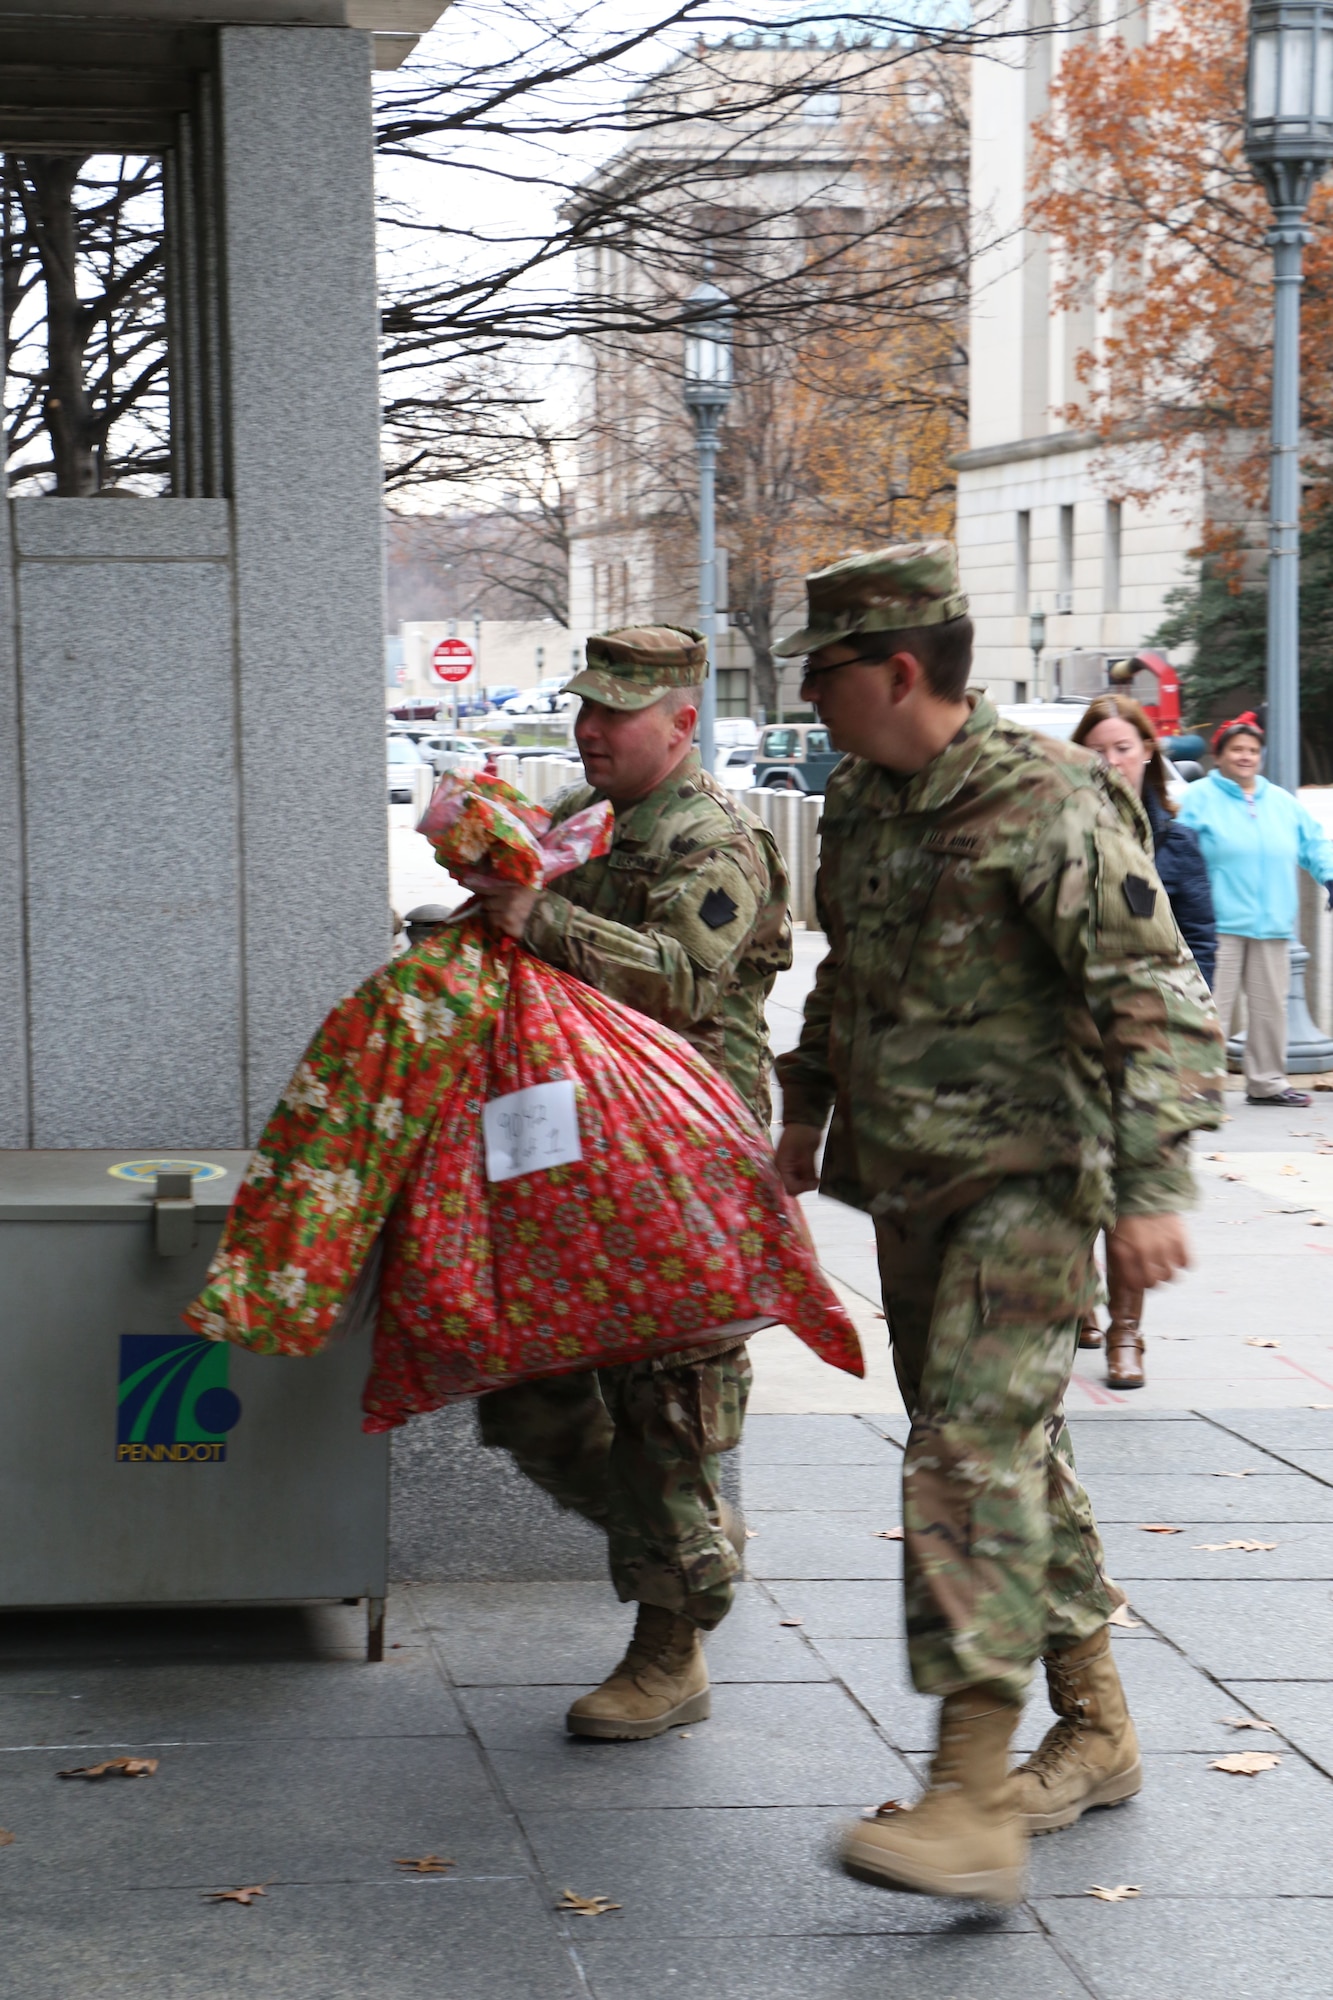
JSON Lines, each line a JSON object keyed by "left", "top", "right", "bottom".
{"left": 108, "top": 1159, "right": 229, "bottom": 1185}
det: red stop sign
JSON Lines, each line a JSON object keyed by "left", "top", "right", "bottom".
{"left": 430, "top": 637, "right": 475, "bottom": 683}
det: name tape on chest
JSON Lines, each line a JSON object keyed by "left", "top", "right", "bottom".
{"left": 482, "top": 1081, "right": 583, "bottom": 1183}
{"left": 918, "top": 830, "right": 984, "bottom": 859}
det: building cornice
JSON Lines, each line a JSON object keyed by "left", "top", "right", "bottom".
{"left": 950, "top": 430, "right": 1101, "bottom": 472}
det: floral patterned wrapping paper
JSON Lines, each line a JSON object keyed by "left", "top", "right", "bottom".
{"left": 183, "top": 918, "right": 506, "bottom": 1357}
{"left": 361, "top": 949, "right": 863, "bottom": 1429}
{"left": 186, "top": 766, "right": 863, "bottom": 1411}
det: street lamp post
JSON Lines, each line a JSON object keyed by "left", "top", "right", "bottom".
{"left": 683, "top": 281, "right": 734, "bottom": 774}
{"left": 1234, "top": 6, "right": 1333, "bottom": 1071}
{"left": 1245, "top": 2, "right": 1333, "bottom": 791}
{"left": 1028, "top": 607, "right": 1046, "bottom": 703}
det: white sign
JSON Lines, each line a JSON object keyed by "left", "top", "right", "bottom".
{"left": 482, "top": 1080, "right": 583, "bottom": 1183}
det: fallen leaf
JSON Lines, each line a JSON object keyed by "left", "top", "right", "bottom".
{"left": 557, "top": 1888, "right": 622, "bottom": 1917}
{"left": 1086, "top": 1883, "right": 1141, "bottom": 1903}
{"left": 1245, "top": 1337, "right": 1281, "bottom": 1348}
{"left": 779, "top": 1616, "right": 803, "bottom": 1627}
{"left": 1210, "top": 1752, "right": 1281, "bottom": 1776}
{"left": 678, "top": 1731, "right": 692, "bottom": 1739}
{"left": 1310, "top": 1402, "right": 1333, "bottom": 1409}
{"left": 58, "top": 1757, "right": 158, "bottom": 1781}
{"left": 876, "top": 1526, "right": 905, "bottom": 1541}
{"left": 394, "top": 1855, "right": 454, "bottom": 1874}
{"left": 1207, "top": 1152, "right": 1227, "bottom": 1160}
{"left": 1279, "top": 1164, "right": 1302, "bottom": 1177}
{"left": 744, "top": 1528, "right": 759, "bottom": 1540}
{"left": 1222, "top": 1172, "right": 1246, "bottom": 1182}
{"left": 1223, "top": 1715, "right": 1278, "bottom": 1732}
{"left": 873, "top": 1311, "right": 886, "bottom": 1320}
{"left": 1193, "top": 1539, "right": 1277, "bottom": 1552}
{"left": 203, "top": 1884, "right": 268, "bottom": 1906}
{"left": 865, "top": 1799, "right": 908, "bottom": 1819}
{"left": 1108, "top": 1604, "right": 1143, "bottom": 1628}
{"left": 1138, "top": 1524, "right": 1183, "bottom": 1535}
{"left": 1211, "top": 1469, "right": 1258, "bottom": 1478}
{"left": 0, "top": 1831, "right": 13, "bottom": 1847}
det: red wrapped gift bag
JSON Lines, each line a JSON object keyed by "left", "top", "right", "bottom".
{"left": 362, "top": 943, "right": 862, "bottom": 1427}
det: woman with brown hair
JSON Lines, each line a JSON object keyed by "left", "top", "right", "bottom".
{"left": 1069, "top": 694, "right": 1217, "bottom": 1388}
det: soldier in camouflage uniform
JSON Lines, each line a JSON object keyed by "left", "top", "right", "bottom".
{"left": 772, "top": 545, "right": 1224, "bottom": 1902}
{"left": 469, "top": 624, "right": 791, "bottom": 1740}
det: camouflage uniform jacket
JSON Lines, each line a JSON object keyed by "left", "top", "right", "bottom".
{"left": 777, "top": 696, "right": 1224, "bottom": 1227}
{"left": 523, "top": 749, "right": 792, "bottom": 1123}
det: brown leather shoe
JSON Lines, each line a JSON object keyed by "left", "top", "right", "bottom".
{"left": 1105, "top": 1279, "right": 1145, "bottom": 1389}
{"left": 1077, "top": 1312, "right": 1103, "bottom": 1351}
{"left": 1011, "top": 1626, "right": 1143, "bottom": 1833}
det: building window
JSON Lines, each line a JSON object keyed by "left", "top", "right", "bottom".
{"left": 1104, "top": 501, "right": 1122, "bottom": 613}
{"left": 1056, "top": 504, "right": 1074, "bottom": 613}
{"left": 1016, "top": 510, "right": 1031, "bottom": 613}
{"left": 3, "top": 155, "right": 170, "bottom": 495}
{"left": 715, "top": 667, "right": 750, "bottom": 718}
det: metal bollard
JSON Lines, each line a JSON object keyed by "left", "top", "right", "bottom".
{"left": 496, "top": 753, "right": 522, "bottom": 790}
{"left": 410, "top": 763, "right": 434, "bottom": 817}
{"left": 800, "top": 792, "right": 823, "bottom": 931}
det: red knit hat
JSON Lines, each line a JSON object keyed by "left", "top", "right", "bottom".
{"left": 1211, "top": 711, "right": 1264, "bottom": 754}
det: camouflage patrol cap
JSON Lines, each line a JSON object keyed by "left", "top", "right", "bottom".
{"left": 771, "top": 541, "right": 969, "bottom": 657}
{"left": 563, "top": 625, "right": 709, "bottom": 711}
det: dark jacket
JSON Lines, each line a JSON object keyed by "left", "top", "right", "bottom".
{"left": 1145, "top": 787, "right": 1217, "bottom": 988}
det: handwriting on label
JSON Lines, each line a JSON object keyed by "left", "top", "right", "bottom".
{"left": 482, "top": 1080, "right": 583, "bottom": 1183}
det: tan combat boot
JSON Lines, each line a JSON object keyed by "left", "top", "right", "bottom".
{"left": 566, "top": 1604, "right": 710, "bottom": 1741}
{"left": 1011, "top": 1626, "right": 1142, "bottom": 1833}
{"left": 841, "top": 1688, "right": 1026, "bottom": 1906}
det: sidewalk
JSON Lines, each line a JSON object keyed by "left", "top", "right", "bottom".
{"left": 3, "top": 1403, "right": 1330, "bottom": 1998}
{"left": 4, "top": 922, "right": 1332, "bottom": 1995}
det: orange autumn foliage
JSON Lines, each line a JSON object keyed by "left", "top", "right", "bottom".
{"left": 1027, "top": 0, "right": 1333, "bottom": 511}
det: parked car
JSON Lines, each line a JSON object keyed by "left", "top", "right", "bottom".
{"left": 387, "top": 733, "right": 430, "bottom": 802}
{"left": 388, "top": 698, "right": 442, "bottom": 723}
{"left": 414, "top": 732, "right": 492, "bottom": 777}
{"left": 716, "top": 746, "right": 756, "bottom": 793}
{"left": 503, "top": 686, "right": 575, "bottom": 717}
{"left": 752, "top": 723, "right": 841, "bottom": 793}
{"left": 487, "top": 686, "right": 523, "bottom": 710}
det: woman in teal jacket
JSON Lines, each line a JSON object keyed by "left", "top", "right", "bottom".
{"left": 1178, "top": 712, "right": 1333, "bottom": 1108}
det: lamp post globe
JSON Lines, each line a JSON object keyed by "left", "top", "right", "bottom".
{"left": 682, "top": 282, "right": 734, "bottom": 773}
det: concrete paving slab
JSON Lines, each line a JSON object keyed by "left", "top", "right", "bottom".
{"left": 1025, "top": 1752, "right": 1333, "bottom": 1898}
{"left": 1220, "top": 1682, "right": 1333, "bottom": 1773}
{"left": 0, "top": 1735, "right": 517, "bottom": 1892}
{"left": 1076, "top": 1470, "right": 1333, "bottom": 1521}
{"left": 1098, "top": 1518, "right": 1331, "bottom": 1580}
{"left": 0, "top": 1878, "right": 585, "bottom": 2000}
{"left": 741, "top": 1415, "right": 902, "bottom": 1466}
{"left": 409, "top": 1582, "right": 830, "bottom": 1687}
{"left": 744, "top": 1462, "right": 900, "bottom": 1510}
{"left": 1203, "top": 1412, "right": 1333, "bottom": 1453}
{"left": 745, "top": 1514, "right": 904, "bottom": 1581}
{"left": 1232, "top": 1446, "right": 1333, "bottom": 1481}
{"left": 520, "top": 1804, "right": 1036, "bottom": 1939}
{"left": 761, "top": 1581, "right": 906, "bottom": 1640}
{"left": 579, "top": 1931, "right": 1088, "bottom": 2000}
{"left": 1034, "top": 1898, "right": 1333, "bottom": 2000}
{"left": 459, "top": 1680, "right": 912, "bottom": 1812}
{"left": 1061, "top": 1417, "right": 1286, "bottom": 1472}
{"left": 0, "top": 1656, "right": 465, "bottom": 1750}
{"left": 1124, "top": 1580, "right": 1333, "bottom": 1677}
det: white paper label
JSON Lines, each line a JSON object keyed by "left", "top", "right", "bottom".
{"left": 482, "top": 1080, "right": 583, "bottom": 1183}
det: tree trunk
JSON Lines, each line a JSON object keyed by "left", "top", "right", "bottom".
{"left": 734, "top": 588, "right": 779, "bottom": 721}
{"left": 21, "top": 156, "right": 97, "bottom": 496}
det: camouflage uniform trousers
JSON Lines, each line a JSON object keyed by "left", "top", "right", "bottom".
{"left": 874, "top": 1173, "right": 1124, "bottom": 1705}
{"left": 477, "top": 1344, "right": 752, "bottom": 1631}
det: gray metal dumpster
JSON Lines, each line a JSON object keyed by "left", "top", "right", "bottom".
{"left": 0, "top": 1152, "right": 389, "bottom": 1656}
